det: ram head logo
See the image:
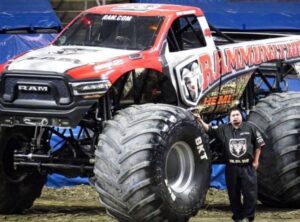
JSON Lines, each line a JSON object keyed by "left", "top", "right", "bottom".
{"left": 229, "top": 139, "right": 247, "bottom": 158}
{"left": 182, "top": 62, "right": 202, "bottom": 102}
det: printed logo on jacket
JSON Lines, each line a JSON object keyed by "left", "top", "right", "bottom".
{"left": 229, "top": 138, "right": 247, "bottom": 158}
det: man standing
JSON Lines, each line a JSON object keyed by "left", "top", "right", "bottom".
{"left": 197, "top": 108, "right": 265, "bottom": 222}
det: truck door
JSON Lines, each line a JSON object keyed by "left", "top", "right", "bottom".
{"left": 163, "top": 15, "right": 215, "bottom": 107}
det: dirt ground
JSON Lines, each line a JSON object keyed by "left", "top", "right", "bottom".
{"left": 1, "top": 185, "right": 300, "bottom": 222}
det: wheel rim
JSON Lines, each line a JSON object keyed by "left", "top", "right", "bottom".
{"left": 165, "top": 141, "right": 195, "bottom": 193}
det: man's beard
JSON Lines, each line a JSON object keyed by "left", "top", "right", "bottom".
{"left": 232, "top": 121, "right": 241, "bottom": 127}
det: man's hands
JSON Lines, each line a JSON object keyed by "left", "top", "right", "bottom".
{"left": 194, "top": 114, "right": 202, "bottom": 125}
{"left": 253, "top": 147, "right": 262, "bottom": 170}
{"left": 252, "top": 160, "right": 259, "bottom": 170}
{"left": 194, "top": 114, "right": 209, "bottom": 132}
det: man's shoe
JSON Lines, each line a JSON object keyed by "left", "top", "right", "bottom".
{"left": 240, "top": 218, "right": 250, "bottom": 222}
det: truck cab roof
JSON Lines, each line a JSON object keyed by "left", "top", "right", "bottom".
{"left": 85, "top": 3, "right": 203, "bottom": 18}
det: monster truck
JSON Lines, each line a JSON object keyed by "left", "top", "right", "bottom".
{"left": 0, "top": 2, "right": 300, "bottom": 221}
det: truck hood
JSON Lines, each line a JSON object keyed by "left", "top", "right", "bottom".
{"left": 7, "top": 45, "right": 139, "bottom": 73}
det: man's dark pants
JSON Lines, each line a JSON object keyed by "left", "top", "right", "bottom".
{"left": 225, "top": 164, "right": 257, "bottom": 221}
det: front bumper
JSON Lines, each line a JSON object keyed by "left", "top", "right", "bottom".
{"left": 0, "top": 71, "right": 97, "bottom": 128}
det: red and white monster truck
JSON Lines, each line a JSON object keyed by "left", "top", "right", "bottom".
{"left": 0, "top": 3, "right": 300, "bottom": 221}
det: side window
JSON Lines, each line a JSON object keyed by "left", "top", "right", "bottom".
{"left": 167, "top": 15, "right": 206, "bottom": 52}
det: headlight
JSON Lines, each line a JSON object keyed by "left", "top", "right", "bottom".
{"left": 70, "top": 80, "right": 111, "bottom": 96}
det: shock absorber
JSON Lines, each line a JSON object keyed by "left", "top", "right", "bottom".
{"left": 30, "top": 125, "right": 46, "bottom": 152}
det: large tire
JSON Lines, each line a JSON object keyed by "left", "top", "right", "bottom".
{"left": 248, "top": 92, "right": 300, "bottom": 207}
{"left": 0, "top": 127, "right": 46, "bottom": 213}
{"left": 94, "top": 104, "right": 211, "bottom": 221}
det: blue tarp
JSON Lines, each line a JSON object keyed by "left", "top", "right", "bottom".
{"left": 210, "top": 164, "right": 226, "bottom": 190}
{"left": 0, "top": 0, "right": 61, "bottom": 64}
{"left": 46, "top": 127, "right": 89, "bottom": 187}
{"left": 0, "top": 0, "right": 61, "bottom": 31}
{"left": 0, "top": 34, "right": 56, "bottom": 64}
{"left": 47, "top": 174, "right": 89, "bottom": 188}
{"left": 135, "top": 0, "right": 300, "bottom": 31}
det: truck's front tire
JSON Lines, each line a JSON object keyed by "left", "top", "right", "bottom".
{"left": 94, "top": 104, "right": 211, "bottom": 221}
{"left": 248, "top": 93, "right": 300, "bottom": 207}
{"left": 0, "top": 127, "right": 46, "bottom": 213}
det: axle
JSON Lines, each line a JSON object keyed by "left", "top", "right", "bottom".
{"left": 14, "top": 153, "right": 94, "bottom": 177}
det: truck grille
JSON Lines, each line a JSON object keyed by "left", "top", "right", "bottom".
{"left": 1, "top": 74, "right": 72, "bottom": 107}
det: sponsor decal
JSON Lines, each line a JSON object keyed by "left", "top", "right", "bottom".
{"left": 26, "top": 56, "right": 82, "bottom": 64}
{"left": 199, "top": 40, "right": 300, "bottom": 92}
{"left": 182, "top": 62, "right": 202, "bottom": 101}
{"left": 94, "top": 59, "right": 124, "bottom": 71}
{"left": 102, "top": 15, "right": 132, "bottom": 21}
{"left": 195, "top": 73, "right": 252, "bottom": 113}
{"left": 229, "top": 138, "right": 247, "bottom": 158}
{"left": 256, "top": 130, "right": 264, "bottom": 144}
{"left": 175, "top": 57, "right": 203, "bottom": 106}
{"left": 111, "top": 4, "right": 161, "bottom": 12}
{"left": 195, "top": 136, "right": 208, "bottom": 160}
{"left": 202, "top": 94, "right": 233, "bottom": 106}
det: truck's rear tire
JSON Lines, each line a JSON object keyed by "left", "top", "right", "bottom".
{"left": 248, "top": 93, "right": 300, "bottom": 207}
{"left": 0, "top": 127, "right": 46, "bottom": 213}
{"left": 94, "top": 104, "right": 211, "bottom": 221}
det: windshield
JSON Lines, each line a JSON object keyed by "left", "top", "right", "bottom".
{"left": 54, "top": 13, "right": 164, "bottom": 50}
